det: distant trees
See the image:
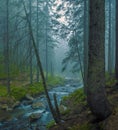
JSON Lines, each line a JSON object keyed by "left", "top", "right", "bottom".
{"left": 87, "top": 0, "right": 111, "bottom": 120}
{"left": 0, "top": 0, "right": 57, "bottom": 88}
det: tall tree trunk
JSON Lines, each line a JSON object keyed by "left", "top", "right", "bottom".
{"left": 108, "top": 0, "right": 112, "bottom": 74}
{"left": 115, "top": 0, "right": 118, "bottom": 80}
{"left": 83, "top": 0, "right": 88, "bottom": 93}
{"left": 111, "top": 0, "right": 116, "bottom": 71}
{"left": 45, "top": 2, "right": 48, "bottom": 81}
{"left": 36, "top": 0, "right": 40, "bottom": 82}
{"left": 29, "top": 0, "right": 33, "bottom": 84}
{"left": 87, "top": 0, "right": 111, "bottom": 120}
{"left": 6, "top": 0, "right": 10, "bottom": 94}
{"left": 23, "top": 1, "right": 61, "bottom": 124}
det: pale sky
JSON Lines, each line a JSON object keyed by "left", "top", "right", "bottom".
{"left": 52, "top": 0, "right": 68, "bottom": 25}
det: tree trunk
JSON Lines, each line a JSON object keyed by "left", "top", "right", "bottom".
{"left": 29, "top": 0, "right": 33, "bottom": 84}
{"left": 22, "top": 1, "right": 60, "bottom": 124}
{"left": 83, "top": 0, "right": 88, "bottom": 93}
{"left": 6, "top": 0, "right": 10, "bottom": 94}
{"left": 36, "top": 0, "right": 40, "bottom": 82}
{"left": 45, "top": 2, "right": 48, "bottom": 81}
{"left": 87, "top": 0, "right": 111, "bottom": 120}
{"left": 115, "top": 0, "right": 118, "bottom": 80}
{"left": 108, "top": 0, "right": 112, "bottom": 74}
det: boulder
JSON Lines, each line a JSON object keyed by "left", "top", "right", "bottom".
{"left": 29, "top": 113, "right": 41, "bottom": 122}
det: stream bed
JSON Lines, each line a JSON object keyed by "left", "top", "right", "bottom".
{"left": 0, "top": 80, "right": 82, "bottom": 130}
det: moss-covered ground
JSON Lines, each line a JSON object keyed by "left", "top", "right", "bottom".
{"left": 0, "top": 74, "right": 64, "bottom": 101}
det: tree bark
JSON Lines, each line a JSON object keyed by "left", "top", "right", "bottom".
{"left": 87, "top": 0, "right": 111, "bottom": 120}
{"left": 83, "top": 0, "right": 88, "bottom": 93}
{"left": 6, "top": 0, "right": 10, "bottom": 94}
{"left": 115, "top": 0, "right": 118, "bottom": 80}
{"left": 29, "top": 0, "right": 33, "bottom": 84}
{"left": 36, "top": 0, "right": 40, "bottom": 82}
{"left": 108, "top": 0, "right": 112, "bottom": 74}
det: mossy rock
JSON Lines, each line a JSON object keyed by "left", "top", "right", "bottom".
{"left": 32, "top": 102, "right": 45, "bottom": 109}
{"left": 29, "top": 113, "right": 41, "bottom": 122}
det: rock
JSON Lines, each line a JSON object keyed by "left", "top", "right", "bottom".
{"left": 25, "top": 94, "right": 34, "bottom": 101}
{"left": 22, "top": 100, "right": 33, "bottom": 105}
{"left": 32, "top": 102, "right": 45, "bottom": 109}
{"left": 59, "top": 105, "right": 67, "bottom": 113}
{"left": 29, "top": 113, "right": 41, "bottom": 122}
{"left": 1, "top": 104, "right": 13, "bottom": 111}
{"left": 0, "top": 97, "right": 17, "bottom": 111}
{"left": 6, "top": 107, "right": 13, "bottom": 111}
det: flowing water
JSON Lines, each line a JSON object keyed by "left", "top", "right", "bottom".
{"left": 0, "top": 80, "right": 82, "bottom": 130}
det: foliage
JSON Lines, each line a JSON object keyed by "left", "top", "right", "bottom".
{"left": 62, "top": 33, "right": 83, "bottom": 73}
{"left": 46, "top": 120, "right": 55, "bottom": 128}
{"left": 53, "top": 0, "right": 84, "bottom": 73}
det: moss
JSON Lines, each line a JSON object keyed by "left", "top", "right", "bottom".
{"left": 46, "top": 120, "right": 56, "bottom": 128}
{"left": 11, "top": 86, "right": 27, "bottom": 100}
{"left": 28, "top": 82, "right": 44, "bottom": 96}
{"left": 105, "top": 72, "right": 117, "bottom": 87}
{"left": 0, "top": 86, "right": 8, "bottom": 97}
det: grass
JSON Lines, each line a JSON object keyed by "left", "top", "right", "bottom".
{"left": 46, "top": 120, "right": 56, "bottom": 129}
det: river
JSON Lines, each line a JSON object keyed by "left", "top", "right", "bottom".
{"left": 0, "top": 80, "right": 82, "bottom": 130}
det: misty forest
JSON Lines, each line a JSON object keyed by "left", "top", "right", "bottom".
{"left": 0, "top": 0, "right": 118, "bottom": 130}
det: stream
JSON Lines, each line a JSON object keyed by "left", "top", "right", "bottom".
{"left": 0, "top": 80, "right": 82, "bottom": 130}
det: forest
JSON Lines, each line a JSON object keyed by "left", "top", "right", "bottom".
{"left": 0, "top": 0, "right": 118, "bottom": 130}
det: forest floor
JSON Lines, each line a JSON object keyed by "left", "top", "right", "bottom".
{"left": 49, "top": 84, "right": 118, "bottom": 130}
